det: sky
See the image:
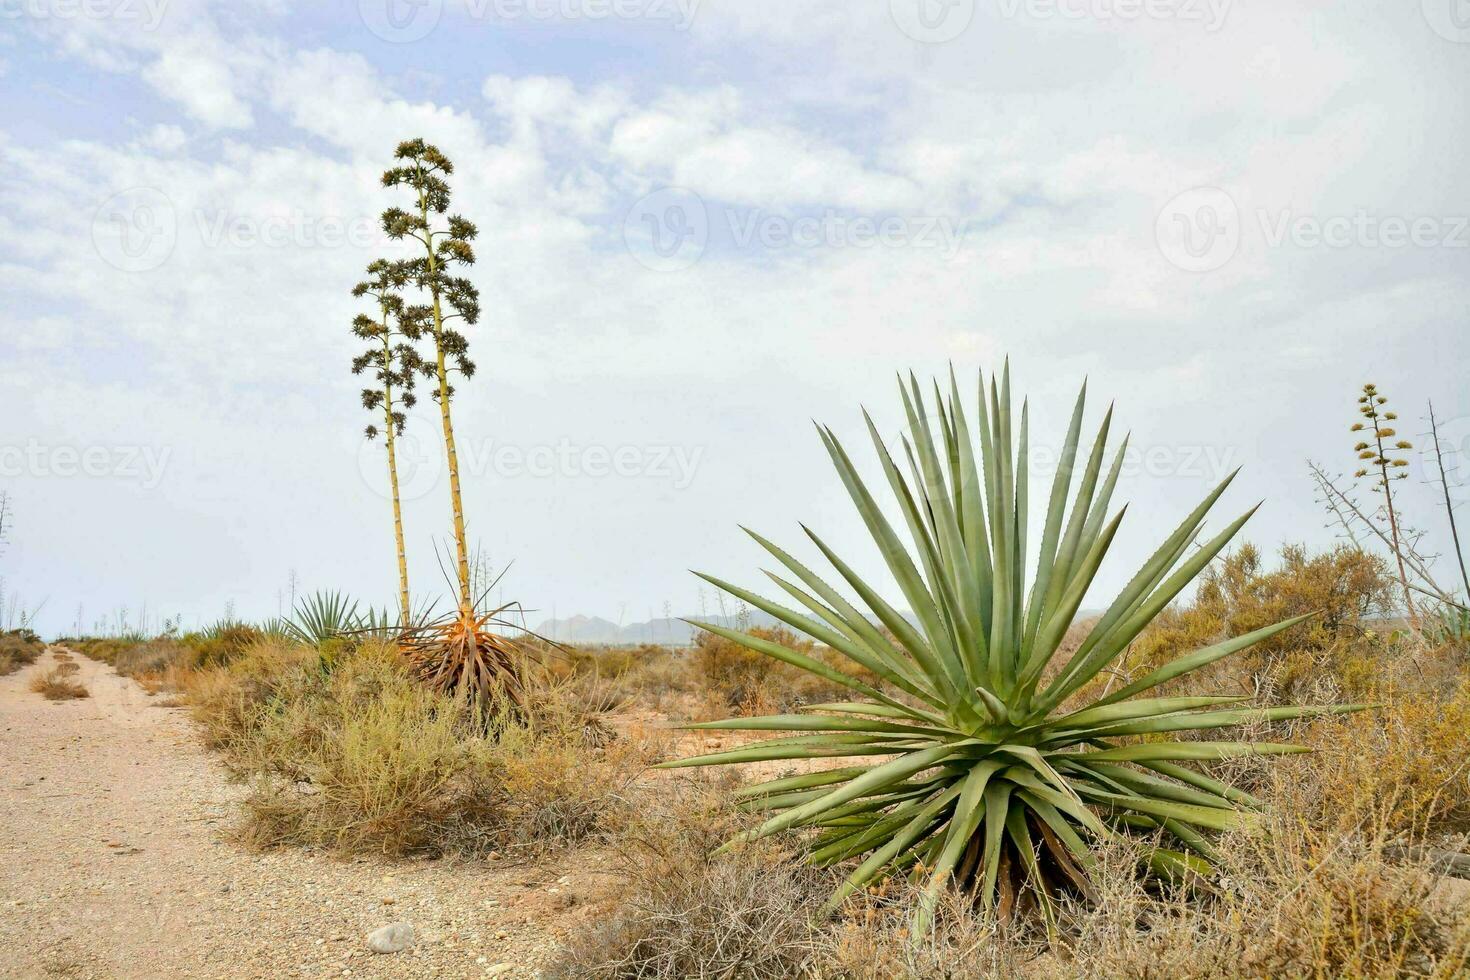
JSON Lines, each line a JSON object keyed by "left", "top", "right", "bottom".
{"left": 1, "top": 0, "right": 1467, "bottom": 638}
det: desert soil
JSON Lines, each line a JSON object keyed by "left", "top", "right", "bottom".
{"left": 0, "top": 647, "right": 607, "bottom": 980}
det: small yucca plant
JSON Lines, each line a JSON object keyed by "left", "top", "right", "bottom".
{"left": 662, "top": 365, "right": 1357, "bottom": 933}
{"left": 285, "top": 590, "right": 363, "bottom": 646}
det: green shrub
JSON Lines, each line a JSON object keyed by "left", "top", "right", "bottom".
{"left": 184, "top": 623, "right": 265, "bottom": 667}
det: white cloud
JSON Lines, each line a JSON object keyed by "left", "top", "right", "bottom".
{"left": 3, "top": 0, "right": 1466, "bottom": 636}
{"left": 141, "top": 47, "right": 255, "bottom": 128}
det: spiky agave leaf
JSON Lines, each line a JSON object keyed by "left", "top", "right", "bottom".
{"left": 660, "top": 365, "right": 1361, "bottom": 933}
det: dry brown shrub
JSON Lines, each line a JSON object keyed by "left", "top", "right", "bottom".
{"left": 183, "top": 637, "right": 316, "bottom": 749}
{"left": 547, "top": 779, "right": 833, "bottom": 980}
{"left": 1297, "top": 679, "right": 1470, "bottom": 836}
{"left": 210, "top": 642, "right": 656, "bottom": 858}
{"left": 30, "top": 668, "right": 90, "bottom": 701}
{"left": 0, "top": 630, "right": 44, "bottom": 676}
{"left": 1070, "top": 543, "right": 1399, "bottom": 708}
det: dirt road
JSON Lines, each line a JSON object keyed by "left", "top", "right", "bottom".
{"left": 0, "top": 648, "right": 590, "bottom": 979}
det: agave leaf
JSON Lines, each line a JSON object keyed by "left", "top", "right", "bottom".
{"left": 1079, "top": 787, "right": 1255, "bottom": 833}
{"left": 978, "top": 780, "right": 1014, "bottom": 905}
{"left": 824, "top": 785, "right": 964, "bottom": 911}
{"left": 1079, "top": 703, "right": 1366, "bottom": 739}
{"left": 810, "top": 792, "right": 949, "bottom": 866}
{"left": 1033, "top": 406, "right": 1116, "bottom": 649}
{"left": 761, "top": 570, "right": 939, "bottom": 702}
{"left": 656, "top": 733, "right": 916, "bottom": 769}
{"left": 1149, "top": 848, "right": 1215, "bottom": 881}
{"left": 740, "top": 742, "right": 972, "bottom": 844}
{"left": 1039, "top": 503, "right": 1264, "bottom": 712}
{"left": 1142, "top": 760, "right": 1263, "bottom": 809}
{"left": 1017, "top": 790, "right": 1101, "bottom": 870}
{"left": 800, "top": 526, "right": 965, "bottom": 703}
{"left": 732, "top": 766, "right": 868, "bottom": 800}
{"left": 685, "top": 713, "right": 948, "bottom": 737}
{"left": 1082, "top": 762, "right": 1236, "bottom": 811}
{"left": 816, "top": 425, "right": 968, "bottom": 693}
{"left": 1076, "top": 741, "right": 1309, "bottom": 763}
{"left": 883, "top": 392, "right": 977, "bottom": 659}
{"left": 1021, "top": 382, "right": 1089, "bottom": 661}
{"left": 745, "top": 528, "right": 933, "bottom": 689}
{"left": 913, "top": 760, "right": 1004, "bottom": 934}
{"left": 800, "top": 702, "right": 946, "bottom": 724}
{"left": 1053, "top": 695, "right": 1249, "bottom": 730}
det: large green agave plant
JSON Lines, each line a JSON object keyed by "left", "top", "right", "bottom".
{"left": 661, "top": 365, "right": 1359, "bottom": 931}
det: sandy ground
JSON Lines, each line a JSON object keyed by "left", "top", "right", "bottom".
{"left": 0, "top": 648, "right": 606, "bottom": 980}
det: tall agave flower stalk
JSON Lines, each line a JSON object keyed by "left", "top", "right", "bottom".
{"left": 1351, "top": 383, "right": 1416, "bottom": 617}
{"left": 351, "top": 259, "right": 423, "bottom": 627}
{"left": 662, "top": 365, "right": 1358, "bottom": 933}
{"left": 380, "top": 138, "right": 525, "bottom": 711}
{"left": 381, "top": 138, "right": 480, "bottom": 615}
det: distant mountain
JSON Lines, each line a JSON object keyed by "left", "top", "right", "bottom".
{"left": 532, "top": 610, "right": 781, "bottom": 646}
{"left": 534, "top": 607, "right": 1106, "bottom": 646}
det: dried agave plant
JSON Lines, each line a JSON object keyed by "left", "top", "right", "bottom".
{"left": 401, "top": 602, "right": 528, "bottom": 713}
{"left": 662, "top": 364, "right": 1359, "bottom": 935}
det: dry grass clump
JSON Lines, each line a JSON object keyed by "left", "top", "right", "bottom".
{"left": 199, "top": 641, "right": 657, "bottom": 858}
{"left": 528, "top": 640, "right": 689, "bottom": 715}
{"left": 30, "top": 667, "right": 90, "bottom": 701}
{"left": 547, "top": 780, "right": 835, "bottom": 980}
{"left": 184, "top": 637, "right": 317, "bottom": 749}
{"left": 1297, "top": 680, "right": 1470, "bottom": 837}
{"left": 0, "top": 629, "right": 44, "bottom": 676}
{"left": 820, "top": 884, "right": 1036, "bottom": 980}
{"left": 552, "top": 776, "right": 1470, "bottom": 980}
{"left": 1050, "top": 802, "right": 1470, "bottom": 979}
{"left": 98, "top": 638, "right": 202, "bottom": 694}
{"left": 185, "top": 624, "right": 266, "bottom": 668}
